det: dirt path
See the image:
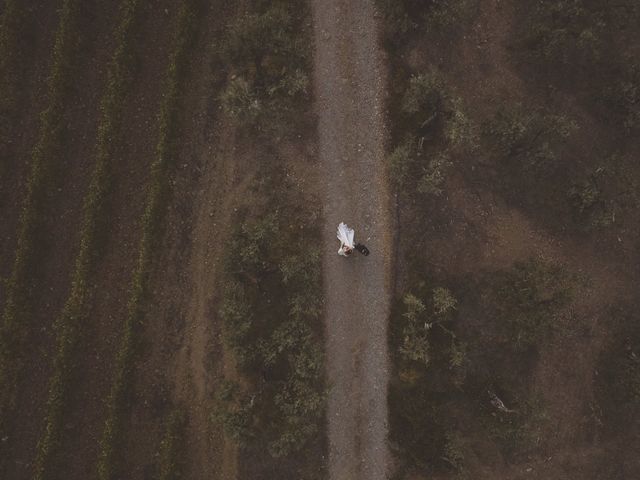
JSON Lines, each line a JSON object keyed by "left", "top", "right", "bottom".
{"left": 311, "top": 1, "right": 392, "bottom": 479}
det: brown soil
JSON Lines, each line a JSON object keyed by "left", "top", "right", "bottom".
{"left": 311, "top": 0, "right": 392, "bottom": 479}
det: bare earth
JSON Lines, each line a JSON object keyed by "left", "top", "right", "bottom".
{"left": 311, "top": 1, "right": 392, "bottom": 479}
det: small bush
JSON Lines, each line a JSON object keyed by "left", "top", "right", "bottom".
{"left": 567, "top": 155, "right": 639, "bottom": 230}
{"left": 490, "top": 258, "right": 573, "bottom": 350}
{"left": 602, "top": 62, "right": 640, "bottom": 133}
{"left": 158, "top": 410, "right": 186, "bottom": 480}
{"left": 33, "top": 2, "right": 143, "bottom": 477}
{"left": 217, "top": 171, "right": 325, "bottom": 462}
{"left": 442, "top": 432, "right": 466, "bottom": 472}
{"left": 401, "top": 71, "right": 470, "bottom": 145}
{"left": 596, "top": 308, "right": 640, "bottom": 432}
{"left": 220, "top": 1, "right": 310, "bottom": 132}
{"left": 388, "top": 140, "right": 413, "bottom": 188}
{"left": 484, "top": 105, "right": 576, "bottom": 171}
{"left": 96, "top": 3, "right": 196, "bottom": 478}
{"left": 485, "top": 394, "right": 549, "bottom": 459}
{"left": 213, "top": 381, "right": 257, "bottom": 447}
{"left": 522, "top": 1, "right": 605, "bottom": 66}
{"left": 376, "top": 0, "right": 478, "bottom": 45}
{"left": 220, "top": 76, "right": 261, "bottom": 124}
{"left": 388, "top": 70, "right": 471, "bottom": 196}
{"left": 416, "top": 154, "right": 451, "bottom": 196}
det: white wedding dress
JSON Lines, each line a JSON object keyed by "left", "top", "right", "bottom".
{"left": 337, "top": 222, "right": 355, "bottom": 256}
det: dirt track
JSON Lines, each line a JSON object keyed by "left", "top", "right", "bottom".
{"left": 311, "top": 1, "right": 392, "bottom": 478}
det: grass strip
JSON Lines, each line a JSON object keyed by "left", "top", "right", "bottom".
{"left": 0, "top": 0, "right": 23, "bottom": 177}
{"left": 96, "top": 3, "right": 195, "bottom": 478}
{"left": 158, "top": 409, "right": 186, "bottom": 480}
{"left": 32, "top": 1, "right": 142, "bottom": 478}
{"left": 0, "top": 0, "right": 79, "bottom": 440}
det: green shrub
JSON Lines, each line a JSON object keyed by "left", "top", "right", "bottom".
{"left": 442, "top": 432, "right": 466, "bottom": 472}
{"left": 491, "top": 258, "right": 572, "bottom": 350}
{"left": 523, "top": 0, "right": 605, "bottom": 65}
{"left": 603, "top": 62, "right": 640, "bottom": 133}
{"left": 396, "top": 287, "right": 463, "bottom": 368}
{"left": 376, "top": 0, "right": 478, "bottom": 43}
{"left": 567, "top": 155, "right": 639, "bottom": 230}
{"left": 219, "top": 281, "right": 254, "bottom": 366}
{"left": 596, "top": 308, "right": 640, "bottom": 430}
{"left": 158, "top": 410, "right": 186, "bottom": 480}
{"left": 220, "top": 1, "right": 310, "bottom": 132}
{"left": 417, "top": 154, "right": 451, "bottom": 196}
{"left": 388, "top": 140, "right": 414, "bottom": 188}
{"left": 423, "top": 0, "right": 477, "bottom": 29}
{"left": 269, "top": 375, "right": 324, "bottom": 457}
{"left": 217, "top": 173, "right": 325, "bottom": 461}
{"left": 432, "top": 287, "right": 457, "bottom": 316}
{"left": 213, "top": 381, "right": 257, "bottom": 447}
{"left": 220, "top": 76, "right": 261, "bottom": 124}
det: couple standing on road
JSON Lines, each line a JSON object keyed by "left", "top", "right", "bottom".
{"left": 337, "top": 222, "right": 369, "bottom": 257}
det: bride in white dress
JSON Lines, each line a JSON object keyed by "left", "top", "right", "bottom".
{"left": 337, "top": 222, "right": 355, "bottom": 256}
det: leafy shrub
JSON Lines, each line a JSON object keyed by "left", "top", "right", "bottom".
{"left": 388, "top": 140, "right": 413, "bottom": 188}
{"left": 376, "top": 0, "right": 478, "bottom": 45}
{"left": 416, "top": 153, "right": 451, "bottom": 196}
{"left": 442, "top": 432, "right": 466, "bottom": 472}
{"left": 521, "top": 1, "right": 639, "bottom": 68}
{"left": 402, "top": 71, "right": 470, "bottom": 146}
{"left": 522, "top": 0, "right": 605, "bottom": 65}
{"left": 483, "top": 104, "right": 576, "bottom": 172}
{"left": 388, "top": 70, "right": 471, "bottom": 196}
{"left": 0, "top": 0, "right": 80, "bottom": 445}
{"left": 214, "top": 381, "right": 257, "bottom": 447}
{"left": 596, "top": 308, "right": 640, "bottom": 432}
{"left": 396, "top": 288, "right": 461, "bottom": 368}
{"left": 603, "top": 62, "right": 640, "bottom": 133}
{"left": 219, "top": 281, "right": 254, "bottom": 367}
{"left": 33, "top": 1, "right": 143, "bottom": 477}
{"left": 432, "top": 287, "right": 457, "bottom": 316}
{"left": 567, "top": 155, "right": 639, "bottom": 230}
{"left": 485, "top": 394, "right": 549, "bottom": 459}
{"left": 220, "top": 1, "right": 310, "bottom": 132}
{"left": 217, "top": 171, "right": 325, "bottom": 462}
{"left": 490, "top": 258, "right": 572, "bottom": 350}
{"left": 96, "top": 3, "right": 196, "bottom": 478}
{"left": 158, "top": 410, "right": 186, "bottom": 480}
{"left": 220, "top": 77, "right": 261, "bottom": 124}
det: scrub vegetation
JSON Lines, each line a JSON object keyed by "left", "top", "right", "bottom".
{"left": 213, "top": 1, "right": 326, "bottom": 478}
{"left": 380, "top": 0, "right": 640, "bottom": 477}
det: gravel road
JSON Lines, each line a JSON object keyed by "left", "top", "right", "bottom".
{"left": 311, "top": 1, "right": 392, "bottom": 479}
